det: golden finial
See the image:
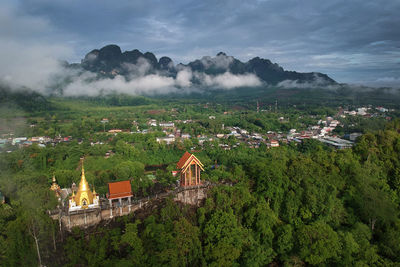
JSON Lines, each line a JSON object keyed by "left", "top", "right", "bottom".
{"left": 93, "top": 185, "right": 96, "bottom": 195}
{"left": 81, "top": 158, "right": 85, "bottom": 175}
{"left": 76, "top": 157, "right": 90, "bottom": 193}
{"left": 52, "top": 173, "right": 56, "bottom": 183}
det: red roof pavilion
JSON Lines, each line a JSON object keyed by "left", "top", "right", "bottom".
{"left": 177, "top": 151, "right": 192, "bottom": 169}
{"left": 107, "top": 180, "right": 133, "bottom": 200}
{"left": 177, "top": 152, "right": 204, "bottom": 187}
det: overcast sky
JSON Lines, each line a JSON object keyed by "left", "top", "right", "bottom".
{"left": 2, "top": 0, "right": 400, "bottom": 87}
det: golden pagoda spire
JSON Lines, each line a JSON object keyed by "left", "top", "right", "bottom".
{"left": 78, "top": 160, "right": 89, "bottom": 192}
{"left": 81, "top": 160, "right": 85, "bottom": 175}
{"left": 73, "top": 158, "right": 95, "bottom": 207}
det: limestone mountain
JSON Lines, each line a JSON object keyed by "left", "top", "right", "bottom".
{"left": 76, "top": 44, "right": 336, "bottom": 85}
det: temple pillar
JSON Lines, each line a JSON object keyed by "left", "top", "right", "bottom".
{"left": 188, "top": 167, "right": 191, "bottom": 186}
{"left": 184, "top": 172, "right": 187, "bottom": 186}
{"left": 128, "top": 197, "right": 131, "bottom": 212}
{"left": 197, "top": 166, "right": 200, "bottom": 184}
{"left": 195, "top": 164, "right": 198, "bottom": 185}
{"left": 198, "top": 165, "right": 200, "bottom": 184}
{"left": 109, "top": 199, "right": 113, "bottom": 218}
{"left": 119, "top": 198, "right": 122, "bottom": 215}
{"left": 189, "top": 166, "right": 191, "bottom": 186}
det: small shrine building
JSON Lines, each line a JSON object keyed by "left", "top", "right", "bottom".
{"left": 107, "top": 180, "right": 133, "bottom": 217}
{"left": 177, "top": 152, "right": 204, "bottom": 187}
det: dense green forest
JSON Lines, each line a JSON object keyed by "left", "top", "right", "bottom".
{"left": 1, "top": 88, "right": 400, "bottom": 266}
{"left": 1, "top": 116, "right": 400, "bottom": 266}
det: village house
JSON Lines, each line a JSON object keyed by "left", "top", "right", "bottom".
{"left": 159, "top": 122, "right": 175, "bottom": 128}
{"left": 319, "top": 137, "right": 354, "bottom": 149}
{"left": 269, "top": 140, "right": 279, "bottom": 147}
{"left": 148, "top": 119, "right": 157, "bottom": 127}
{"left": 198, "top": 136, "right": 213, "bottom": 145}
{"left": 357, "top": 107, "right": 368, "bottom": 116}
{"left": 156, "top": 135, "right": 176, "bottom": 145}
{"left": 181, "top": 133, "right": 191, "bottom": 139}
{"left": 108, "top": 129, "right": 122, "bottom": 133}
{"left": 12, "top": 137, "right": 27, "bottom": 145}
{"left": 376, "top": 106, "right": 388, "bottom": 112}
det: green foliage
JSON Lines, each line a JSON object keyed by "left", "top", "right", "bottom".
{"left": 203, "top": 209, "right": 247, "bottom": 266}
{"left": 113, "top": 161, "right": 144, "bottom": 181}
{"left": 297, "top": 221, "right": 341, "bottom": 265}
{"left": 121, "top": 220, "right": 147, "bottom": 265}
{"left": 1, "top": 98, "right": 400, "bottom": 266}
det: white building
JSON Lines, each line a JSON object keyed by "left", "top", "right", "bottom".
{"left": 159, "top": 122, "right": 175, "bottom": 128}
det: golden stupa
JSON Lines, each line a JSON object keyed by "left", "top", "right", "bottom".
{"left": 50, "top": 174, "right": 61, "bottom": 197}
{"left": 69, "top": 162, "right": 98, "bottom": 210}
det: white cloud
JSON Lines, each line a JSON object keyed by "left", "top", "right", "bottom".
{"left": 175, "top": 68, "right": 193, "bottom": 87}
{"left": 277, "top": 73, "right": 338, "bottom": 89}
{"left": 0, "top": 2, "right": 263, "bottom": 96}
{"left": 64, "top": 73, "right": 177, "bottom": 96}
{"left": 197, "top": 72, "right": 262, "bottom": 89}
{"left": 200, "top": 54, "right": 234, "bottom": 69}
{"left": 0, "top": 4, "right": 73, "bottom": 93}
{"left": 122, "top": 57, "right": 152, "bottom": 77}
{"left": 362, "top": 77, "right": 400, "bottom": 88}
{"left": 0, "top": 41, "right": 72, "bottom": 93}
{"left": 61, "top": 69, "right": 262, "bottom": 96}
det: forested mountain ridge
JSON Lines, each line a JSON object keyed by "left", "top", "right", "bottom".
{"left": 74, "top": 44, "right": 336, "bottom": 85}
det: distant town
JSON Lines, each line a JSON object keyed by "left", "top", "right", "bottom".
{"left": 1, "top": 105, "right": 393, "bottom": 152}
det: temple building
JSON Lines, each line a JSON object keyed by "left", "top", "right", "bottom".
{"left": 69, "top": 164, "right": 99, "bottom": 212}
{"left": 50, "top": 174, "right": 61, "bottom": 198}
{"left": 107, "top": 180, "right": 133, "bottom": 217}
{"left": 177, "top": 152, "right": 204, "bottom": 187}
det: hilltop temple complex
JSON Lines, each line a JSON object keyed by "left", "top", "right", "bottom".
{"left": 50, "top": 152, "right": 204, "bottom": 216}
{"left": 48, "top": 152, "right": 208, "bottom": 229}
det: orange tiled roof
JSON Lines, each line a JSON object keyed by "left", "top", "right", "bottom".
{"left": 107, "top": 180, "right": 133, "bottom": 199}
{"left": 177, "top": 151, "right": 192, "bottom": 169}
